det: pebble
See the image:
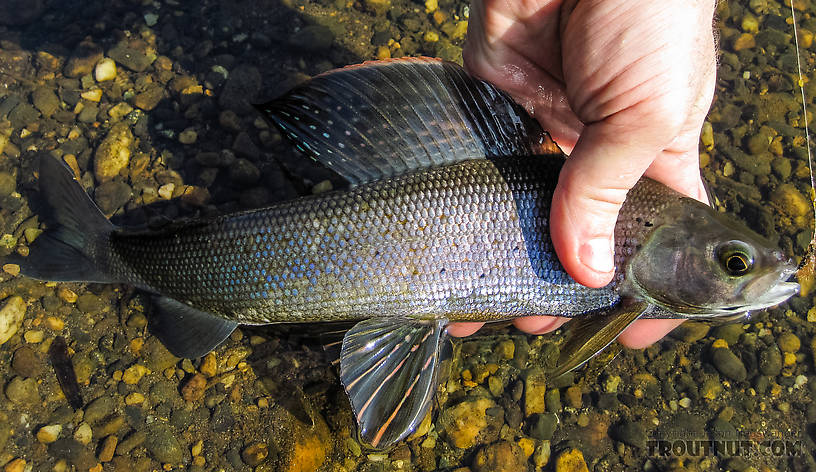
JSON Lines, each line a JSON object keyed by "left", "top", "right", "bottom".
{"left": 108, "top": 42, "right": 153, "bottom": 72}
{"left": 144, "top": 423, "right": 185, "bottom": 464}
{"left": 778, "top": 333, "right": 800, "bottom": 352}
{"left": 710, "top": 347, "right": 747, "bottom": 382}
{"left": 94, "top": 180, "right": 132, "bottom": 215}
{"left": 32, "top": 87, "right": 60, "bottom": 117}
{"left": 37, "top": 424, "right": 62, "bottom": 443}
{"left": 23, "top": 330, "right": 43, "bottom": 343}
{"left": 610, "top": 420, "right": 647, "bottom": 448}
{"left": 472, "top": 441, "right": 526, "bottom": 472}
{"left": 3, "top": 459, "right": 25, "bottom": 472}
{"left": 529, "top": 413, "right": 558, "bottom": 441}
{"left": 2, "top": 264, "right": 19, "bottom": 276}
{"left": 116, "top": 430, "right": 146, "bottom": 455}
{"left": 182, "top": 373, "right": 207, "bottom": 402}
{"left": 565, "top": 385, "right": 583, "bottom": 409}
{"left": 84, "top": 396, "right": 115, "bottom": 425}
{"left": 242, "top": 442, "right": 269, "bottom": 466}
{"left": 733, "top": 33, "right": 756, "bottom": 50}
{"left": 759, "top": 345, "right": 782, "bottom": 376}
{"left": 76, "top": 293, "right": 106, "bottom": 315}
{"left": 701, "top": 378, "right": 722, "bottom": 400}
{"left": 11, "top": 346, "right": 41, "bottom": 377}
{"left": 497, "top": 339, "right": 515, "bottom": 360}
{"left": 670, "top": 321, "right": 710, "bottom": 343}
{"left": 438, "top": 397, "right": 494, "bottom": 449}
{"left": 99, "top": 435, "right": 118, "bottom": 462}
{"left": 0, "top": 172, "right": 16, "bottom": 197}
{"left": 94, "top": 122, "right": 133, "bottom": 182}
{"left": 554, "top": 448, "right": 589, "bottom": 472}
{"left": 94, "top": 58, "right": 117, "bottom": 82}
{"left": 289, "top": 25, "right": 334, "bottom": 51}
{"left": 107, "top": 102, "right": 133, "bottom": 121}
{"left": 712, "top": 324, "right": 744, "bottom": 345}
{"left": 219, "top": 64, "right": 261, "bottom": 114}
{"left": 158, "top": 183, "right": 175, "bottom": 200}
{"left": 125, "top": 392, "right": 145, "bottom": 405}
{"left": 218, "top": 110, "right": 242, "bottom": 131}
{"left": 64, "top": 39, "right": 103, "bottom": 77}
{"left": 80, "top": 88, "right": 103, "bottom": 102}
{"left": 229, "top": 159, "right": 261, "bottom": 185}
{"left": 523, "top": 367, "right": 547, "bottom": 415}
{"left": 131, "top": 84, "right": 164, "bottom": 111}
{"left": 143, "top": 337, "right": 180, "bottom": 371}
{"left": 280, "top": 413, "right": 330, "bottom": 472}
{"left": 200, "top": 352, "right": 217, "bottom": 377}
{"left": 0, "top": 296, "right": 26, "bottom": 345}
{"left": 232, "top": 132, "right": 261, "bottom": 160}
{"left": 178, "top": 128, "right": 198, "bottom": 145}
{"left": 4, "top": 376, "right": 39, "bottom": 404}
{"left": 73, "top": 423, "right": 93, "bottom": 445}
{"left": 771, "top": 183, "right": 811, "bottom": 218}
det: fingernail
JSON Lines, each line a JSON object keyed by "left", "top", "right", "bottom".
{"left": 579, "top": 237, "right": 614, "bottom": 274}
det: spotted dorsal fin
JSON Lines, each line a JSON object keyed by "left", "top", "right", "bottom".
{"left": 256, "top": 58, "right": 561, "bottom": 185}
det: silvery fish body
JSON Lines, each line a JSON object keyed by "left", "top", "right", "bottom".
{"left": 15, "top": 59, "right": 798, "bottom": 449}
{"left": 106, "top": 156, "right": 659, "bottom": 324}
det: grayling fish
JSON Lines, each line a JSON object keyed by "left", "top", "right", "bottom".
{"left": 13, "top": 58, "right": 798, "bottom": 448}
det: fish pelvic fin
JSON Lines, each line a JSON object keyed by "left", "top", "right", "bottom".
{"left": 549, "top": 299, "right": 649, "bottom": 379}
{"left": 340, "top": 317, "right": 447, "bottom": 449}
{"left": 10, "top": 155, "right": 116, "bottom": 283}
{"left": 147, "top": 296, "right": 238, "bottom": 359}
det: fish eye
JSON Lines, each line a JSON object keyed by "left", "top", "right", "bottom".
{"left": 716, "top": 241, "right": 754, "bottom": 277}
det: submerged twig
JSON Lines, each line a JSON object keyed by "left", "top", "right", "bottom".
{"left": 48, "top": 336, "right": 83, "bottom": 410}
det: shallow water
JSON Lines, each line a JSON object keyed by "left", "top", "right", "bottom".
{"left": 0, "top": 0, "right": 813, "bottom": 471}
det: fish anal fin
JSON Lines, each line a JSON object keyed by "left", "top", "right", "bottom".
{"left": 340, "top": 317, "right": 447, "bottom": 449}
{"left": 148, "top": 296, "right": 238, "bottom": 359}
{"left": 549, "top": 300, "right": 649, "bottom": 379}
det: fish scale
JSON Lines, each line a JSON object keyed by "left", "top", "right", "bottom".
{"left": 104, "top": 156, "right": 647, "bottom": 324}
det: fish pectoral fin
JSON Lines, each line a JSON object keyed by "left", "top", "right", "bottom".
{"left": 147, "top": 296, "right": 238, "bottom": 359}
{"left": 549, "top": 299, "right": 649, "bottom": 379}
{"left": 340, "top": 317, "right": 448, "bottom": 449}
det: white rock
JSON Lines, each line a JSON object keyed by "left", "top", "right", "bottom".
{"left": 73, "top": 422, "right": 93, "bottom": 445}
{"left": 95, "top": 58, "right": 117, "bottom": 82}
{"left": 0, "top": 296, "right": 26, "bottom": 345}
{"left": 37, "top": 424, "right": 62, "bottom": 444}
{"left": 144, "top": 13, "right": 159, "bottom": 26}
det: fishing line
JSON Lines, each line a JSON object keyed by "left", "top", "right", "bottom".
{"left": 789, "top": 2, "right": 815, "bottom": 222}
{"left": 789, "top": 1, "right": 816, "bottom": 277}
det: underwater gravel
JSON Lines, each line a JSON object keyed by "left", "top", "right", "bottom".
{"left": 0, "top": 0, "right": 813, "bottom": 471}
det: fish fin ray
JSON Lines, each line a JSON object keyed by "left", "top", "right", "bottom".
{"left": 10, "top": 154, "right": 115, "bottom": 282}
{"left": 148, "top": 296, "right": 238, "bottom": 358}
{"left": 340, "top": 317, "right": 447, "bottom": 448}
{"left": 549, "top": 300, "right": 649, "bottom": 379}
{"left": 256, "top": 58, "right": 559, "bottom": 185}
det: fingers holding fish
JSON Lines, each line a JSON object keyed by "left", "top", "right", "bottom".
{"left": 617, "top": 319, "right": 686, "bottom": 349}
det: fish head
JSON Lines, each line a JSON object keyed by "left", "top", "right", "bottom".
{"left": 624, "top": 198, "right": 799, "bottom": 317}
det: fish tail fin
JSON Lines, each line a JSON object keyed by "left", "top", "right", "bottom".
{"left": 9, "top": 155, "right": 116, "bottom": 283}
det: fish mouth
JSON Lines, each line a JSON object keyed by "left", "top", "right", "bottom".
{"left": 709, "top": 263, "right": 800, "bottom": 317}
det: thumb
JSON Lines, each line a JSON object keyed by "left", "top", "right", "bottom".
{"left": 550, "top": 121, "right": 667, "bottom": 288}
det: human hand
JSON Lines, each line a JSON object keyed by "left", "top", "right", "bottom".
{"left": 449, "top": 0, "right": 716, "bottom": 346}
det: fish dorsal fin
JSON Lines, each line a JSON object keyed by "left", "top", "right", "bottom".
{"left": 257, "top": 58, "right": 559, "bottom": 185}
{"left": 549, "top": 300, "right": 649, "bottom": 379}
{"left": 340, "top": 317, "right": 447, "bottom": 448}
